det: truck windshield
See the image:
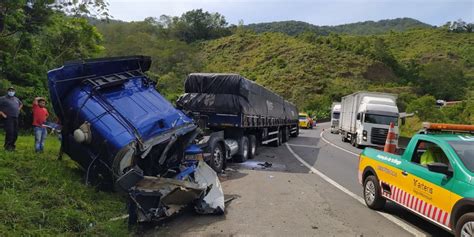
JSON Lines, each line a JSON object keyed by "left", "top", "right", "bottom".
{"left": 448, "top": 141, "right": 474, "bottom": 172}
{"left": 299, "top": 116, "right": 307, "bottom": 120}
{"left": 332, "top": 112, "right": 340, "bottom": 119}
{"left": 364, "top": 114, "right": 398, "bottom": 125}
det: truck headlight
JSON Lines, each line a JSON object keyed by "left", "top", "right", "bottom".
{"left": 74, "top": 122, "right": 92, "bottom": 144}
{"left": 362, "top": 130, "right": 367, "bottom": 141}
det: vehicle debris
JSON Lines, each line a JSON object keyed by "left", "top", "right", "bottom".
{"left": 258, "top": 161, "right": 273, "bottom": 168}
{"left": 120, "top": 160, "right": 225, "bottom": 224}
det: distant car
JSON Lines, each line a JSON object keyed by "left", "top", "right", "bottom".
{"left": 299, "top": 113, "right": 313, "bottom": 129}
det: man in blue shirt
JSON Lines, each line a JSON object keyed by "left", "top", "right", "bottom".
{"left": 0, "top": 87, "right": 23, "bottom": 151}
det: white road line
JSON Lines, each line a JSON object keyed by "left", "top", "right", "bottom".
{"left": 287, "top": 143, "right": 319, "bottom": 149}
{"left": 319, "top": 131, "right": 359, "bottom": 156}
{"left": 285, "top": 143, "right": 426, "bottom": 237}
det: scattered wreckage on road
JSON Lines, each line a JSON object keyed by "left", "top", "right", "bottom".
{"left": 47, "top": 56, "right": 225, "bottom": 224}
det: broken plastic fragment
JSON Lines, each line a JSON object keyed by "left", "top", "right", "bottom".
{"left": 194, "top": 161, "right": 225, "bottom": 214}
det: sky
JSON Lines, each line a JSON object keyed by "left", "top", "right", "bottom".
{"left": 107, "top": 0, "right": 474, "bottom": 26}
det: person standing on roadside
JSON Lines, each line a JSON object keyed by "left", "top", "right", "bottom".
{"left": 32, "top": 97, "right": 49, "bottom": 153}
{"left": 0, "top": 87, "right": 23, "bottom": 151}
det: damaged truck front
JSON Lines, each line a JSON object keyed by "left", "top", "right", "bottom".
{"left": 47, "top": 56, "right": 224, "bottom": 223}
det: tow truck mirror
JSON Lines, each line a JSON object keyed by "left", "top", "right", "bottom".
{"left": 427, "top": 163, "right": 452, "bottom": 176}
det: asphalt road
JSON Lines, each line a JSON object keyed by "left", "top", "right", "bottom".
{"left": 145, "top": 122, "right": 453, "bottom": 236}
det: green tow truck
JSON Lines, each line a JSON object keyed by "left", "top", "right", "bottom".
{"left": 358, "top": 122, "right": 474, "bottom": 236}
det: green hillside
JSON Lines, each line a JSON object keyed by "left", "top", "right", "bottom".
{"left": 323, "top": 18, "right": 432, "bottom": 35}
{"left": 201, "top": 31, "right": 391, "bottom": 109}
{"left": 201, "top": 28, "right": 473, "bottom": 120}
{"left": 245, "top": 18, "right": 431, "bottom": 36}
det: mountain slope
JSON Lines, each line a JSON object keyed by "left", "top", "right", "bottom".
{"left": 245, "top": 18, "right": 431, "bottom": 36}
{"left": 200, "top": 32, "right": 396, "bottom": 108}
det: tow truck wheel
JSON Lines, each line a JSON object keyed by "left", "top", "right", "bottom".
{"left": 248, "top": 135, "right": 257, "bottom": 159}
{"left": 363, "top": 175, "right": 385, "bottom": 210}
{"left": 455, "top": 213, "right": 474, "bottom": 237}
{"left": 235, "top": 136, "right": 249, "bottom": 163}
{"left": 209, "top": 142, "right": 224, "bottom": 173}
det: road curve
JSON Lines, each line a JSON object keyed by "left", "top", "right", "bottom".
{"left": 296, "top": 122, "right": 453, "bottom": 237}
{"left": 147, "top": 122, "right": 452, "bottom": 236}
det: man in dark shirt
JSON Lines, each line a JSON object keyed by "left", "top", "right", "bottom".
{"left": 0, "top": 87, "right": 23, "bottom": 151}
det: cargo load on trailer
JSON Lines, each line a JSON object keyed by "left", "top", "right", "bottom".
{"left": 180, "top": 73, "right": 296, "bottom": 123}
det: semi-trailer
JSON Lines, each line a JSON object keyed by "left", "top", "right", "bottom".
{"left": 177, "top": 73, "right": 299, "bottom": 172}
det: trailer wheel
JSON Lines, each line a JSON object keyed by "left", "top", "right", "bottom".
{"left": 283, "top": 127, "right": 290, "bottom": 143}
{"left": 235, "top": 136, "right": 249, "bottom": 162}
{"left": 272, "top": 129, "right": 282, "bottom": 147}
{"left": 248, "top": 135, "right": 257, "bottom": 159}
{"left": 208, "top": 141, "right": 224, "bottom": 173}
{"left": 290, "top": 126, "right": 299, "bottom": 138}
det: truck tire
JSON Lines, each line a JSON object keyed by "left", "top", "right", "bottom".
{"left": 341, "top": 134, "right": 348, "bottom": 143}
{"left": 208, "top": 141, "right": 224, "bottom": 173}
{"left": 290, "top": 126, "right": 299, "bottom": 138}
{"left": 235, "top": 136, "right": 249, "bottom": 162}
{"left": 283, "top": 127, "right": 290, "bottom": 143}
{"left": 455, "top": 213, "right": 474, "bottom": 237}
{"left": 248, "top": 135, "right": 257, "bottom": 159}
{"left": 363, "top": 175, "right": 385, "bottom": 210}
{"left": 351, "top": 134, "right": 357, "bottom": 147}
{"left": 270, "top": 129, "right": 282, "bottom": 147}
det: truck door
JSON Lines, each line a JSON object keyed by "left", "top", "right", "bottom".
{"left": 403, "top": 139, "right": 454, "bottom": 228}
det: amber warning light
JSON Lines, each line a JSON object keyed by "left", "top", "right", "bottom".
{"left": 422, "top": 122, "right": 474, "bottom": 132}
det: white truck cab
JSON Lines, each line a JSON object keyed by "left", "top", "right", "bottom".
{"left": 330, "top": 102, "right": 341, "bottom": 133}
{"left": 340, "top": 92, "right": 399, "bottom": 148}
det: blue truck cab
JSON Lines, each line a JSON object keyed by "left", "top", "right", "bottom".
{"left": 47, "top": 56, "right": 198, "bottom": 184}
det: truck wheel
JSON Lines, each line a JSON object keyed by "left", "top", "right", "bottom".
{"left": 455, "top": 213, "right": 474, "bottom": 237}
{"left": 290, "top": 126, "right": 299, "bottom": 138}
{"left": 209, "top": 142, "right": 224, "bottom": 173}
{"left": 283, "top": 127, "right": 290, "bottom": 143}
{"left": 352, "top": 134, "right": 360, "bottom": 148}
{"left": 275, "top": 129, "right": 282, "bottom": 146}
{"left": 248, "top": 135, "right": 257, "bottom": 159}
{"left": 235, "top": 136, "right": 249, "bottom": 162}
{"left": 363, "top": 175, "right": 385, "bottom": 210}
{"left": 270, "top": 129, "right": 282, "bottom": 147}
{"left": 341, "top": 134, "right": 348, "bottom": 143}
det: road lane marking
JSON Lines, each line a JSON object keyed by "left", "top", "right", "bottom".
{"left": 287, "top": 143, "right": 319, "bottom": 149}
{"left": 319, "top": 131, "right": 359, "bottom": 156}
{"left": 285, "top": 143, "right": 426, "bottom": 237}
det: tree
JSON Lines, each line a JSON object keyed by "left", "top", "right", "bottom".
{"left": 168, "top": 9, "right": 231, "bottom": 43}
{"left": 417, "top": 61, "right": 467, "bottom": 100}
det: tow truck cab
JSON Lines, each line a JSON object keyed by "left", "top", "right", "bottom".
{"left": 358, "top": 123, "right": 474, "bottom": 236}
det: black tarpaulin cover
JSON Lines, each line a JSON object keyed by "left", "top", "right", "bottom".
{"left": 179, "top": 73, "right": 298, "bottom": 120}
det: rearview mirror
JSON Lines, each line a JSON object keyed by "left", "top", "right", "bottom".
{"left": 427, "top": 162, "right": 452, "bottom": 176}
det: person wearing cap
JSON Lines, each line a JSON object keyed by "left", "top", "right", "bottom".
{"left": 32, "top": 97, "right": 49, "bottom": 153}
{"left": 0, "top": 87, "right": 23, "bottom": 151}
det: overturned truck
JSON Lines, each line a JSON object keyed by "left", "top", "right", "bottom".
{"left": 47, "top": 56, "right": 224, "bottom": 223}
{"left": 177, "top": 73, "right": 299, "bottom": 172}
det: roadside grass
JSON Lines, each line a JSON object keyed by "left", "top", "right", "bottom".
{"left": 0, "top": 134, "right": 129, "bottom": 236}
